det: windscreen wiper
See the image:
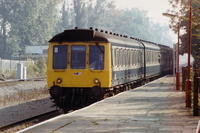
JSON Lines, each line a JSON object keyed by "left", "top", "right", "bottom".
{"left": 95, "top": 43, "right": 104, "bottom": 53}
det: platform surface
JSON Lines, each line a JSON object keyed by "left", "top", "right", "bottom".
{"left": 17, "top": 75, "right": 199, "bottom": 133}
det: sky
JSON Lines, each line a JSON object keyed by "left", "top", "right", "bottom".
{"left": 114, "top": 0, "right": 172, "bottom": 25}
{"left": 114, "top": 0, "right": 177, "bottom": 43}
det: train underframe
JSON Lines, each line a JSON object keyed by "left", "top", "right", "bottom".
{"left": 49, "top": 71, "right": 170, "bottom": 113}
{"left": 49, "top": 86, "right": 105, "bottom": 113}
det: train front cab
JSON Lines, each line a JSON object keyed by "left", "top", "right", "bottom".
{"left": 47, "top": 42, "right": 112, "bottom": 111}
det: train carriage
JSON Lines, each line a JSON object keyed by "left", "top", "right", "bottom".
{"left": 111, "top": 39, "right": 145, "bottom": 87}
{"left": 142, "top": 41, "right": 161, "bottom": 79}
{"left": 159, "top": 44, "right": 173, "bottom": 75}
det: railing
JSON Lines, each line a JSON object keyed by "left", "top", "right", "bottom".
{"left": 182, "top": 67, "right": 200, "bottom": 116}
{"left": 0, "top": 59, "right": 34, "bottom": 73}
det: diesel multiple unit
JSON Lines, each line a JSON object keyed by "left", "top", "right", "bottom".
{"left": 47, "top": 28, "right": 173, "bottom": 113}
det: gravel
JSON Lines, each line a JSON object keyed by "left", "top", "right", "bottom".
{"left": 0, "top": 80, "right": 47, "bottom": 97}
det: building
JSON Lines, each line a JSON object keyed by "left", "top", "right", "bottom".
{"left": 25, "top": 46, "right": 48, "bottom": 55}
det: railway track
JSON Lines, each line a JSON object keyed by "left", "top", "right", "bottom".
{"left": 0, "top": 110, "right": 60, "bottom": 132}
{"left": 0, "top": 77, "right": 46, "bottom": 87}
{"left": 0, "top": 77, "right": 51, "bottom": 132}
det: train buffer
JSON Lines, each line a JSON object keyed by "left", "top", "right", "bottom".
{"left": 17, "top": 75, "right": 199, "bottom": 133}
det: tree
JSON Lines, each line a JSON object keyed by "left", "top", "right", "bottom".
{"left": 0, "top": 0, "right": 14, "bottom": 58}
{"left": 192, "top": 0, "right": 200, "bottom": 67}
{"left": 0, "top": 0, "right": 61, "bottom": 59}
{"left": 56, "top": 0, "right": 116, "bottom": 30}
{"left": 36, "top": 55, "right": 47, "bottom": 74}
{"left": 87, "top": 0, "right": 115, "bottom": 28}
{"left": 10, "top": 0, "right": 60, "bottom": 47}
{"left": 100, "top": 8, "right": 173, "bottom": 46}
{"left": 168, "top": 0, "right": 200, "bottom": 67}
{"left": 56, "top": 0, "right": 75, "bottom": 33}
{"left": 73, "top": 0, "right": 88, "bottom": 28}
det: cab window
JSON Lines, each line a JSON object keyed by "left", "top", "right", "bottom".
{"left": 71, "top": 45, "right": 86, "bottom": 69}
{"left": 89, "top": 45, "right": 104, "bottom": 70}
{"left": 53, "top": 45, "right": 68, "bottom": 69}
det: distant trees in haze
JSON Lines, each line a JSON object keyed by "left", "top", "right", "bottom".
{"left": 0, "top": 0, "right": 173, "bottom": 59}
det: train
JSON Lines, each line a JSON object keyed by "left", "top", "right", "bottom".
{"left": 47, "top": 27, "right": 173, "bottom": 113}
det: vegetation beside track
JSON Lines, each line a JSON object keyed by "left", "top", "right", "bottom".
{"left": 0, "top": 81, "right": 48, "bottom": 107}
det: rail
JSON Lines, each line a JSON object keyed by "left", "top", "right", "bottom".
{"left": 0, "top": 77, "right": 46, "bottom": 86}
{"left": 0, "top": 110, "right": 58, "bottom": 132}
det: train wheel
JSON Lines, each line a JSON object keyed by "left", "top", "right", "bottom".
{"left": 120, "top": 86, "right": 124, "bottom": 92}
{"left": 62, "top": 96, "right": 69, "bottom": 113}
{"left": 131, "top": 82, "right": 136, "bottom": 88}
{"left": 146, "top": 78, "right": 150, "bottom": 83}
{"left": 58, "top": 97, "right": 63, "bottom": 109}
{"left": 128, "top": 84, "right": 132, "bottom": 90}
{"left": 113, "top": 87, "right": 120, "bottom": 95}
{"left": 141, "top": 81, "right": 146, "bottom": 86}
{"left": 124, "top": 85, "right": 128, "bottom": 91}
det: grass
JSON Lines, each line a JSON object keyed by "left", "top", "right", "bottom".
{"left": 0, "top": 85, "right": 49, "bottom": 106}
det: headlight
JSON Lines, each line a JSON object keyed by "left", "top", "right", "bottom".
{"left": 56, "top": 78, "right": 63, "bottom": 84}
{"left": 94, "top": 78, "right": 100, "bottom": 84}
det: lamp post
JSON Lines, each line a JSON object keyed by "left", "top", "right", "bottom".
{"left": 185, "top": 0, "right": 192, "bottom": 107}
{"left": 162, "top": 13, "right": 180, "bottom": 91}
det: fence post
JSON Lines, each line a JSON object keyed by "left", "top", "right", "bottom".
{"left": 17, "top": 63, "right": 23, "bottom": 79}
{"left": 23, "top": 66, "right": 26, "bottom": 79}
{"left": 193, "top": 71, "right": 199, "bottom": 116}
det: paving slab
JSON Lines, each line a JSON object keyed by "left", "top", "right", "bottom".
{"left": 17, "top": 75, "right": 200, "bottom": 133}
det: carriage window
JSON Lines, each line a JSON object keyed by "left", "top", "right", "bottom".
{"left": 117, "top": 50, "right": 119, "bottom": 66}
{"left": 130, "top": 50, "right": 132, "bottom": 66}
{"left": 138, "top": 51, "right": 140, "bottom": 64}
{"left": 112, "top": 48, "right": 116, "bottom": 67}
{"left": 123, "top": 50, "right": 126, "bottom": 66}
{"left": 71, "top": 45, "right": 86, "bottom": 69}
{"left": 115, "top": 50, "right": 118, "bottom": 66}
{"left": 127, "top": 50, "right": 130, "bottom": 66}
{"left": 89, "top": 45, "right": 104, "bottom": 70}
{"left": 150, "top": 51, "right": 152, "bottom": 63}
{"left": 133, "top": 51, "right": 136, "bottom": 65}
{"left": 53, "top": 45, "right": 68, "bottom": 69}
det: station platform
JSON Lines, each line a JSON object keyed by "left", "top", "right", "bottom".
{"left": 17, "top": 75, "right": 199, "bottom": 133}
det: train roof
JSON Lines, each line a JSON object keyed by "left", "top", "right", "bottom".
{"left": 49, "top": 28, "right": 110, "bottom": 43}
{"left": 158, "top": 44, "right": 173, "bottom": 51}
{"left": 49, "top": 28, "right": 138, "bottom": 44}
{"left": 49, "top": 28, "right": 163, "bottom": 50}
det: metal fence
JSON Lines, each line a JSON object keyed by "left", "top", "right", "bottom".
{"left": 182, "top": 67, "right": 200, "bottom": 116}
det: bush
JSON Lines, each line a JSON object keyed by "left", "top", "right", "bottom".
{"left": 35, "top": 55, "right": 47, "bottom": 75}
{"left": 26, "top": 56, "right": 47, "bottom": 78}
{"left": 0, "top": 56, "right": 47, "bottom": 79}
{"left": 1, "top": 70, "right": 17, "bottom": 79}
